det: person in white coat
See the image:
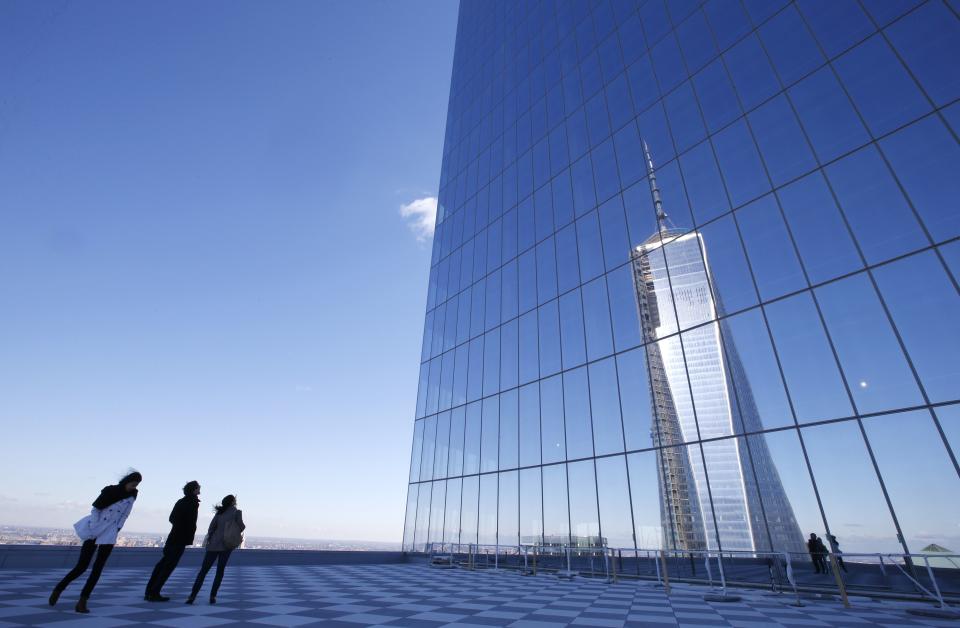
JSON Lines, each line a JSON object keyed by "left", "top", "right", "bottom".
{"left": 49, "top": 471, "right": 142, "bottom": 614}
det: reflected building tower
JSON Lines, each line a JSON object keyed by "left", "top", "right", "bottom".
{"left": 631, "top": 145, "right": 805, "bottom": 554}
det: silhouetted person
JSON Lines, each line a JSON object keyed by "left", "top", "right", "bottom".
{"left": 49, "top": 471, "right": 142, "bottom": 614}
{"left": 826, "top": 533, "right": 847, "bottom": 573}
{"left": 807, "top": 533, "right": 827, "bottom": 574}
{"left": 144, "top": 481, "right": 201, "bottom": 602}
{"left": 187, "top": 495, "right": 245, "bottom": 604}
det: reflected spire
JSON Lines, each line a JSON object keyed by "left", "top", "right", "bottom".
{"left": 643, "top": 140, "right": 671, "bottom": 232}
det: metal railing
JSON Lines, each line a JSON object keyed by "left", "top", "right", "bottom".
{"left": 418, "top": 542, "right": 960, "bottom": 613}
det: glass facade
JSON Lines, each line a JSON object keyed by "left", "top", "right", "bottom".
{"left": 404, "top": 0, "right": 960, "bottom": 560}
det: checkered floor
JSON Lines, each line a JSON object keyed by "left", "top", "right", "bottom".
{"left": 0, "top": 562, "right": 957, "bottom": 627}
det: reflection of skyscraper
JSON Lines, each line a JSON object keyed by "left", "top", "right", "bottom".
{"left": 631, "top": 147, "right": 804, "bottom": 554}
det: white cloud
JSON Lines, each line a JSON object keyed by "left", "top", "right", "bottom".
{"left": 399, "top": 196, "right": 437, "bottom": 242}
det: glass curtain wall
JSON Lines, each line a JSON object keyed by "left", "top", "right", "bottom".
{"left": 404, "top": 0, "right": 960, "bottom": 561}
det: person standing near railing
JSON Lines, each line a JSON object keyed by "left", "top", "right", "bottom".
{"left": 826, "top": 533, "right": 848, "bottom": 573}
{"left": 807, "top": 533, "right": 828, "bottom": 574}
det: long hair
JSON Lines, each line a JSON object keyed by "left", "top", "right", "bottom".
{"left": 119, "top": 470, "right": 143, "bottom": 486}
{"left": 214, "top": 495, "right": 236, "bottom": 514}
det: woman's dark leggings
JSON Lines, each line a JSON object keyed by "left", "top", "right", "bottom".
{"left": 191, "top": 550, "right": 233, "bottom": 599}
{"left": 55, "top": 540, "right": 114, "bottom": 598}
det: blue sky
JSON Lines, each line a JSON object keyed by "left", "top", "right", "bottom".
{"left": 0, "top": 0, "right": 458, "bottom": 542}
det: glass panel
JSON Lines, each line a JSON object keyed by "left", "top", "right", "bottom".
{"left": 698, "top": 214, "right": 758, "bottom": 315}
{"left": 873, "top": 252, "right": 960, "bottom": 403}
{"left": 693, "top": 58, "right": 741, "bottom": 135}
{"left": 434, "top": 411, "right": 451, "bottom": 480}
{"left": 464, "top": 401, "right": 482, "bottom": 475}
{"left": 519, "top": 383, "right": 541, "bottom": 468}
{"left": 802, "top": 420, "right": 901, "bottom": 553}
{"left": 519, "top": 310, "right": 539, "bottom": 385}
{"left": 758, "top": 5, "right": 824, "bottom": 86}
{"left": 460, "top": 475, "right": 480, "bottom": 545}
{"left": 702, "top": 438, "right": 767, "bottom": 551}
{"left": 537, "top": 236, "right": 558, "bottom": 304}
{"left": 452, "top": 344, "right": 469, "bottom": 408}
{"left": 713, "top": 119, "right": 771, "bottom": 208}
{"left": 748, "top": 95, "right": 817, "bottom": 188}
{"left": 721, "top": 310, "right": 794, "bottom": 430}
{"left": 765, "top": 292, "right": 853, "bottom": 423}
{"left": 777, "top": 171, "right": 863, "bottom": 285}
{"left": 444, "top": 478, "right": 462, "bottom": 545}
{"left": 815, "top": 274, "right": 923, "bottom": 414}
{"left": 556, "top": 223, "right": 581, "bottom": 294}
{"left": 420, "top": 415, "right": 437, "bottom": 482}
{"left": 834, "top": 35, "right": 931, "bottom": 137}
{"left": 538, "top": 299, "right": 562, "bottom": 377}
{"left": 724, "top": 35, "right": 779, "bottom": 111}
{"left": 414, "top": 480, "right": 432, "bottom": 551}
{"left": 749, "top": 429, "right": 824, "bottom": 556}
{"left": 886, "top": 1, "right": 960, "bottom": 106}
{"left": 439, "top": 350, "right": 455, "bottom": 411}
{"left": 788, "top": 66, "right": 870, "bottom": 164}
{"left": 564, "top": 367, "right": 594, "bottom": 461}
{"left": 481, "top": 396, "right": 499, "bottom": 473}
{"left": 576, "top": 210, "right": 605, "bottom": 282}
{"left": 501, "top": 259, "right": 519, "bottom": 322}
{"left": 589, "top": 357, "right": 625, "bottom": 456}
{"left": 797, "top": 0, "right": 874, "bottom": 59}
{"left": 541, "top": 374, "right": 567, "bottom": 464}
{"left": 543, "top": 464, "right": 570, "bottom": 545}
{"left": 500, "top": 319, "right": 519, "bottom": 391}
{"left": 478, "top": 473, "right": 498, "bottom": 545}
{"left": 933, "top": 404, "right": 960, "bottom": 467}
{"left": 598, "top": 196, "right": 630, "bottom": 271}
{"left": 617, "top": 346, "right": 655, "bottom": 452}
{"left": 627, "top": 450, "right": 664, "bottom": 549}
{"left": 880, "top": 116, "right": 960, "bottom": 242}
{"left": 863, "top": 411, "right": 960, "bottom": 554}
{"left": 679, "top": 140, "right": 729, "bottom": 226}
{"left": 483, "top": 328, "right": 501, "bottom": 397}
{"left": 467, "top": 337, "right": 484, "bottom": 402}
{"left": 568, "top": 460, "right": 600, "bottom": 545}
{"left": 499, "top": 389, "right": 519, "bottom": 471}
{"left": 736, "top": 195, "right": 807, "bottom": 301}
{"left": 498, "top": 471, "right": 520, "bottom": 547}
{"left": 582, "top": 276, "right": 614, "bottom": 361}
{"left": 596, "top": 455, "right": 635, "bottom": 549}
{"left": 448, "top": 406, "right": 465, "bottom": 478}
{"left": 402, "top": 483, "right": 419, "bottom": 551}
{"left": 559, "top": 289, "right": 587, "bottom": 369}
{"left": 409, "top": 419, "right": 424, "bottom": 483}
{"left": 825, "top": 145, "right": 927, "bottom": 265}
{"left": 519, "top": 248, "right": 538, "bottom": 314}
{"left": 429, "top": 481, "right": 447, "bottom": 546}
{"left": 520, "top": 467, "right": 543, "bottom": 545}
{"left": 607, "top": 264, "right": 643, "bottom": 352}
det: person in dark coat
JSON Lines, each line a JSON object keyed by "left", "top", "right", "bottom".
{"left": 807, "top": 533, "right": 827, "bottom": 574}
{"left": 826, "top": 533, "right": 848, "bottom": 573}
{"left": 144, "top": 481, "right": 201, "bottom": 601}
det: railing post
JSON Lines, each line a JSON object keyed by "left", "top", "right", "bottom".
{"left": 829, "top": 553, "right": 850, "bottom": 608}
{"left": 654, "top": 550, "right": 663, "bottom": 586}
{"left": 660, "top": 550, "right": 671, "bottom": 596}
{"left": 923, "top": 556, "right": 945, "bottom": 609}
{"left": 784, "top": 552, "right": 804, "bottom": 607}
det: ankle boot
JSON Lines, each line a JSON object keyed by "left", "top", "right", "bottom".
{"left": 75, "top": 597, "right": 90, "bottom": 614}
{"left": 48, "top": 587, "right": 63, "bottom": 606}
{"left": 185, "top": 595, "right": 196, "bottom": 605}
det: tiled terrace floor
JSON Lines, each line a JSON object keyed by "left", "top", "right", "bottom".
{"left": 0, "top": 563, "right": 957, "bottom": 627}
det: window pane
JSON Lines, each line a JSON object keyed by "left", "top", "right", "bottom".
{"left": 543, "top": 464, "right": 570, "bottom": 544}
{"left": 464, "top": 401, "right": 481, "bottom": 475}
{"left": 541, "top": 374, "right": 566, "bottom": 464}
{"left": 448, "top": 406, "right": 465, "bottom": 477}
{"left": 460, "top": 475, "right": 480, "bottom": 545}
{"left": 402, "top": 484, "right": 419, "bottom": 550}
{"left": 483, "top": 328, "right": 501, "bottom": 397}
{"left": 758, "top": 5, "right": 824, "bottom": 86}
{"left": 481, "top": 396, "right": 499, "bottom": 473}
{"left": 736, "top": 195, "right": 807, "bottom": 301}
{"left": 816, "top": 274, "right": 923, "bottom": 414}
{"left": 498, "top": 471, "right": 519, "bottom": 546}
{"left": 885, "top": 1, "right": 960, "bottom": 107}
{"left": 559, "top": 289, "right": 587, "bottom": 369}
{"left": 444, "top": 478, "right": 462, "bottom": 545}
{"left": 826, "top": 145, "right": 927, "bottom": 264}
{"left": 564, "top": 366, "right": 594, "bottom": 460}
{"left": 628, "top": 450, "right": 664, "bottom": 549}
{"left": 500, "top": 319, "right": 519, "bottom": 391}
{"left": 434, "top": 411, "right": 451, "bottom": 480}
{"left": 713, "top": 119, "right": 771, "bottom": 208}
{"left": 863, "top": 411, "right": 960, "bottom": 554}
{"left": 765, "top": 293, "right": 853, "bottom": 423}
{"left": 679, "top": 140, "right": 729, "bottom": 226}
{"left": 478, "top": 473, "right": 498, "bottom": 545}
{"left": 617, "top": 347, "right": 655, "bottom": 452}
{"left": 568, "top": 460, "right": 600, "bottom": 544}
{"left": 582, "top": 276, "right": 614, "bottom": 361}
{"left": 520, "top": 467, "right": 543, "bottom": 545}
{"left": 538, "top": 299, "right": 562, "bottom": 377}
{"left": 789, "top": 66, "right": 870, "bottom": 164}
{"left": 698, "top": 215, "right": 758, "bottom": 314}
{"left": 748, "top": 95, "right": 817, "bottom": 187}
{"left": 834, "top": 35, "right": 931, "bottom": 137}
{"left": 777, "top": 171, "right": 863, "bottom": 284}
{"left": 519, "top": 310, "right": 539, "bottom": 385}
{"left": 802, "top": 421, "right": 901, "bottom": 553}
{"left": 428, "top": 481, "right": 446, "bottom": 546}
{"left": 409, "top": 419, "right": 424, "bottom": 482}
{"left": 873, "top": 252, "right": 960, "bottom": 403}
{"left": 420, "top": 415, "right": 437, "bottom": 481}
{"left": 589, "top": 357, "right": 625, "bottom": 456}
{"left": 519, "top": 383, "right": 541, "bottom": 468}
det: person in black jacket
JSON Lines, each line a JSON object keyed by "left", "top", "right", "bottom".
{"left": 144, "top": 481, "right": 201, "bottom": 602}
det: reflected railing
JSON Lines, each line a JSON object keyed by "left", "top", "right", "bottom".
{"left": 419, "top": 542, "right": 960, "bottom": 612}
